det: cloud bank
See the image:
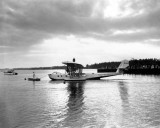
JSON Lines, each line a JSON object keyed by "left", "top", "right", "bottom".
{"left": 0, "top": 0, "right": 160, "bottom": 67}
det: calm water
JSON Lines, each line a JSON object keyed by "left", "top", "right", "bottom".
{"left": 0, "top": 70, "right": 160, "bottom": 128}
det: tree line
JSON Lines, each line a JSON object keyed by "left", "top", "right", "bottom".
{"left": 85, "top": 58, "right": 160, "bottom": 74}
{"left": 86, "top": 58, "right": 160, "bottom": 69}
{"left": 125, "top": 58, "right": 160, "bottom": 74}
{"left": 85, "top": 62, "right": 120, "bottom": 69}
{"left": 129, "top": 58, "right": 160, "bottom": 69}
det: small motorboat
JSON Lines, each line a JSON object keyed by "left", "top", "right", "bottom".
{"left": 4, "top": 69, "right": 18, "bottom": 75}
{"left": 26, "top": 72, "right": 41, "bottom": 81}
{"left": 27, "top": 78, "right": 41, "bottom": 81}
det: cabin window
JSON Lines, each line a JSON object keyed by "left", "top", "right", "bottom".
{"left": 66, "top": 75, "right": 67, "bottom": 77}
{"left": 57, "top": 75, "right": 59, "bottom": 77}
{"left": 61, "top": 75, "right": 62, "bottom": 77}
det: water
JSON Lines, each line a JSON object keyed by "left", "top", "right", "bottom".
{"left": 0, "top": 70, "right": 160, "bottom": 128}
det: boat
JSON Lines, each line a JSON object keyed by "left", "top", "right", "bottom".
{"left": 4, "top": 69, "right": 18, "bottom": 75}
{"left": 48, "top": 58, "right": 129, "bottom": 81}
{"left": 26, "top": 72, "right": 41, "bottom": 81}
{"left": 27, "top": 78, "right": 41, "bottom": 81}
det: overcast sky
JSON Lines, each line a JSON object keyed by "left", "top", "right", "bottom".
{"left": 0, "top": 0, "right": 160, "bottom": 68}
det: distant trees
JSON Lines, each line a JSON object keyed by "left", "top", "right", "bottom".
{"left": 14, "top": 66, "right": 65, "bottom": 70}
{"left": 125, "top": 58, "right": 160, "bottom": 74}
{"left": 129, "top": 58, "right": 160, "bottom": 69}
{"left": 85, "top": 58, "right": 160, "bottom": 70}
{"left": 85, "top": 62, "right": 120, "bottom": 69}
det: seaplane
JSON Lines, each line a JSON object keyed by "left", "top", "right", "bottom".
{"left": 48, "top": 58, "right": 129, "bottom": 81}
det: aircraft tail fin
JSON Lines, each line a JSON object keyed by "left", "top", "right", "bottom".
{"left": 116, "top": 60, "right": 129, "bottom": 74}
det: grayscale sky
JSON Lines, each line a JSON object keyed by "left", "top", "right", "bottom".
{"left": 0, "top": 0, "right": 160, "bottom": 68}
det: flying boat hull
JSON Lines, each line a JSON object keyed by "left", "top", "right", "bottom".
{"left": 48, "top": 72, "right": 120, "bottom": 81}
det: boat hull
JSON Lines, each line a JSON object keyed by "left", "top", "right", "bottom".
{"left": 28, "top": 78, "right": 41, "bottom": 81}
{"left": 4, "top": 72, "right": 18, "bottom": 75}
{"left": 48, "top": 72, "right": 120, "bottom": 81}
{"left": 48, "top": 74, "right": 86, "bottom": 81}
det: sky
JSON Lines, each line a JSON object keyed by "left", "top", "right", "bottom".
{"left": 0, "top": 0, "right": 160, "bottom": 68}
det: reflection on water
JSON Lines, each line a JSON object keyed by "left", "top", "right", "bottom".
{"left": 63, "top": 81, "right": 85, "bottom": 127}
{"left": 118, "top": 81, "right": 129, "bottom": 107}
{"left": 0, "top": 71, "right": 160, "bottom": 128}
{"left": 32, "top": 81, "right": 36, "bottom": 89}
{"left": 118, "top": 81, "right": 131, "bottom": 127}
{"left": 0, "top": 97, "right": 9, "bottom": 128}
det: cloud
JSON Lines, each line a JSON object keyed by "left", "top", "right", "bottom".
{"left": 1, "top": 0, "right": 160, "bottom": 47}
{"left": 0, "top": 0, "right": 160, "bottom": 68}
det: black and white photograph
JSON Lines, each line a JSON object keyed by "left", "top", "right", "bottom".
{"left": 0, "top": 0, "right": 160, "bottom": 128}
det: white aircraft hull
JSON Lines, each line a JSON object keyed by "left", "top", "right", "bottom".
{"left": 48, "top": 72, "right": 120, "bottom": 81}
